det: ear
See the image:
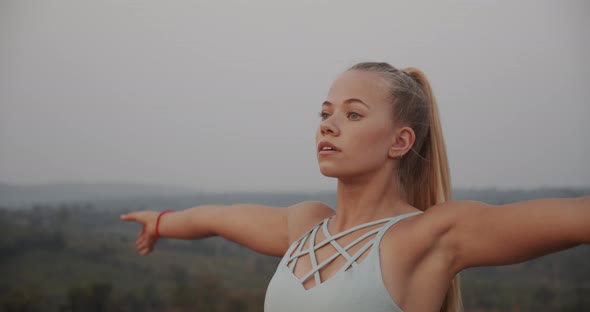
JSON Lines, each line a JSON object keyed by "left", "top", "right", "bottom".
{"left": 388, "top": 126, "right": 415, "bottom": 159}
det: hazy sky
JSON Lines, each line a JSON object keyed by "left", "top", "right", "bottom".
{"left": 1, "top": 0, "right": 589, "bottom": 192}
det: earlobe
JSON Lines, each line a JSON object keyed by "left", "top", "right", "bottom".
{"left": 388, "top": 146, "right": 403, "bottom": 159}
{"left": 389, "top": 143, "right": 407, "bottom": 159}
{"left": 389, "top": 126, "right": 415, "bottom": 159}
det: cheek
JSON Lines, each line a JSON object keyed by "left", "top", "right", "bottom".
{"left": 353, "top": 124, "right": 392, "bottom": 156}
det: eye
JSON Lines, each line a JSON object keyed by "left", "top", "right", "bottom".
{"left": 348, "top": 112, "right": 362, "bottom": 120}
{"left": 319, "top": 112, "right": 330, "bottom": 120}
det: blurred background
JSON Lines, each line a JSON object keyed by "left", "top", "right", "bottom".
{"left": 1, "top": 0, "right": 589, "bottom": 311}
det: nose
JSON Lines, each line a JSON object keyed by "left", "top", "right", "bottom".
{"left": 320, "top": 118, "right": 339, "bottom": 136}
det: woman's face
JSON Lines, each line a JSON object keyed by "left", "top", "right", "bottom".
{"left": 315, "top": 70, "right": 399, "bottom": 179}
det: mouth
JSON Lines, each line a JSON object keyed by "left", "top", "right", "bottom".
{"left": 317, "top": 141, "right": 340, "bottom": 155}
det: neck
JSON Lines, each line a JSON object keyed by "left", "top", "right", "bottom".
{"left": 332, "top": 167, "right": 415, "bottom": 232}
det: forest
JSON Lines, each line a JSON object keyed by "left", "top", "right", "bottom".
{"left": 0, "top": 186, "right": 589, "bottom": 311}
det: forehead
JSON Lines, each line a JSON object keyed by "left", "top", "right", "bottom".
{"left": 326, "top": 70, "right": 390, "bottom": 107}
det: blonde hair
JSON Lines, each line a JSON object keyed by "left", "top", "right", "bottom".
{"left": 348, "top": 63, "right": 462, "bottom": 312}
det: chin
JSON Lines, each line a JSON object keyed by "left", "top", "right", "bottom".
{"left": 318, "top": 164, "right": 340, "bottom": 177}
{"left": 318, "top": 163, "right": 355, "bottom": 178}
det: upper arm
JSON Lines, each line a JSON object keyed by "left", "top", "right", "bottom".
{"left": 212, "top": 201, "right": 333, "bottom": 257}
{"left": 436, "top": 196, "right": 590, "bottom": 273}
{"left": 287, "top": 201, "right": 335, "bottom": 245}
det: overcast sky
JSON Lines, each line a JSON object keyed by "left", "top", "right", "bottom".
{"left": 1, "top": 0, "right": 589, "bottom": 192}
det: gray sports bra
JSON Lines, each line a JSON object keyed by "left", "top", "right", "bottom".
{"left": 265, "top": 211, "right": 423, "bottom": 312}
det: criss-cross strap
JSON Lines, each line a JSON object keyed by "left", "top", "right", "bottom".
{"left": 288, "top": 232, "right": 310, "bottom": 272}
{"left": 321, "top": 221, "right": 357, "bottom": 269}
{"left": 307, "top": 225, "right": 322, "bottom": 285}
{"left": 286, "top": 214, "right": 420, "bottom": 286}
{"left": 373, "top": 211, "right": 423, "bottom": 243}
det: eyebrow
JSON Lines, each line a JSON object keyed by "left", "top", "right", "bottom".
{"left": 322, "top": 98, "right": 369, "bottom": 109}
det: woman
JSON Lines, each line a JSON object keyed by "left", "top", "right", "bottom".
{"left": 120, "top": 62, "right": 590, "bottom": 312}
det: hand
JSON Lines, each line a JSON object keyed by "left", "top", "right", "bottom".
{"left": 120, "top": 211, "right": 159, "bottom": 256}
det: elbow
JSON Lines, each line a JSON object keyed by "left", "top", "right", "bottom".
{"left": 574, "top": 196, "right": 590, "bottom": 244}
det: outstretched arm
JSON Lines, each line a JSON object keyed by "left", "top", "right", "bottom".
{"left": 120, "top": 201, "right": 333, "bottom": 257}
{"left": 432, "top": 195, "right": 590, "bottom": 273}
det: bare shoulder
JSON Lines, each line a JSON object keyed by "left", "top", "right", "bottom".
{"left": 286, "top": 201, "right": 334, "bottom": 245}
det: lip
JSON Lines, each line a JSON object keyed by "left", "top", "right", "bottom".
{"left": 317, "top": 141, "right": 340, "bottom": 155}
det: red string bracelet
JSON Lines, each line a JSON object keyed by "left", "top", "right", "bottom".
{"left": 155, "top": 209, "right": 175, "bottom": 239}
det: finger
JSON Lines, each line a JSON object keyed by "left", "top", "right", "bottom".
{"left": 137, "top": 241, "right": 149, "bottom": 251}
{"left": 137, "top": 236, "right": 151, "bottom": 248}
{"left": 120, "top": 214, "right": 133, "bottom": 221}
{"left": 136, "top": 239, "right": 146, "bottom": 250}
{"left": 136, "top": 235, "right": 146, "bottom": 245}
{"left": 120, "top": 211, "right": 143, "bottom": 222}
{"left": 136, "top": 230, "right": 147, "bottom": 243}
{"left": 136, "top": 234, "right": 149, "bottom": 247}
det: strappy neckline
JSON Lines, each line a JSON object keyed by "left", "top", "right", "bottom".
{"left": 323, "top": 215, "right": 406, "bottom": 236}
{"left": 285, "top": 211, "right": 423, "bottom": 291}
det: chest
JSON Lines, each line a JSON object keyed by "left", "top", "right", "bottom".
{"left": 265, "top": 212, "right": 451, "bottom": 312}
{"left": 289, "top": 219, "right": 389, "bottom": 290}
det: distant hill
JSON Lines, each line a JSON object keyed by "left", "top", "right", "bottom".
{"left": 0, "top": 182, "right": 199, "bottom": 207}
{"left": 452, "top": 187, "right": 590, "bottom": 203}
{"left": 0, "top": 181, "right": 588, "bottom": 209}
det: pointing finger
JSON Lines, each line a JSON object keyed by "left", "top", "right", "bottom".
{"left": 120, "top": 214, "right": 135, "bottom": 221}
{"left": 120, "top": 211, "right": 144, "bottom": 222}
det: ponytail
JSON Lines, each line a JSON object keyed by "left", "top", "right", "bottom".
{"left": 404, "top": 67, "right": 463, "bottom": 312}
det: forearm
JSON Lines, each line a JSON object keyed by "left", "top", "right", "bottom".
{"left": 154, "top": 203, "right": 291, "bottom": 256}
{"left": 157, "top": 204, "right": 227, "bottom": 240}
